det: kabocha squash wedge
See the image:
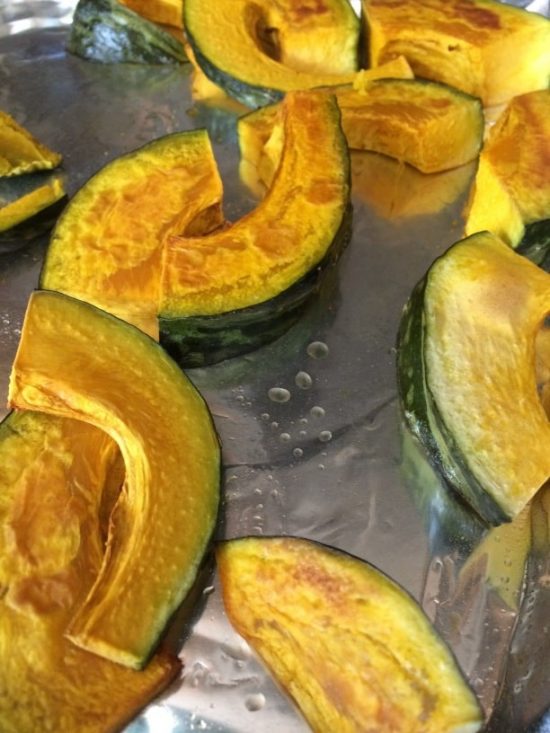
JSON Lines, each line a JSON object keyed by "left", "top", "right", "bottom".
{"left": 0, "top": 410, "right": 181, "bottom": 732}
{"left": 0, "top": 176, "right": 65, "bottom": 233}
{"left": 0, "top": 110, "right": 61, "bottom": 177}
{"left": 398, "top": 231, "right": 550, "bottom": 525}
{"left": 239, "top": 77, "right": 482, "bottom": 190}
{"left": 41, "top": 129, "right": 224, "bottom": 338}
{"left": 362, "top": 0, "right": 550, "bottom": 107}
{"left": 68, "top": 0, "right": 187, "bottom": 64}
{"left": 184, "top": 0, "right": 360, "bottom": 107}
{"left": 218, "top": 537, "right": 483, "bottom": 733}
{"left": 159, "top": 91, "right": 351, "bottom": 366}
{"left": 9, "top": 290, "right": 221, "bottom": 668}
{"left": 464, "top": 90, "right": 550, "bottom": 248}
{"left": 119, "top": 0, "right": 183, "bottom": 28}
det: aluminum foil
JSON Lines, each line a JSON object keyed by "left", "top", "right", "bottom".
{"left": 0, "top": 2, "right": 549, "bottom": 731}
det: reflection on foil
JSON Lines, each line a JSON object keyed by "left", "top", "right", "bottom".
{"left": 0, "top": 1, "right": 76, "bottom": 37}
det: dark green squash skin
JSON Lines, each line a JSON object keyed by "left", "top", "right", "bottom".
{"left": 159, "top": 205, "right": 353, "bottom": 368}
{"left": 184, "top": 31, "right": 283, "bottom": 109}
{"left": 397, "top": 261, "right": 510, "bottom": 526}
{"left": 67, "top": 0, "right": 187, "bottom": 65}
{"left": 516, "top": 219, "right": 550, "bottom": 270}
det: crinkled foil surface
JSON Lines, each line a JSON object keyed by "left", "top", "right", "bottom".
{"left": 0, "top": 1, "right": 549, "bottom": 731}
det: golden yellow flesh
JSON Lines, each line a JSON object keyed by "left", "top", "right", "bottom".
{"left": 465, "top": 90, "right": 550, "bottom": 245}
{"left": 218, "top": 537, "right": 483, "bottom": 733}
{"left": 161, "top": 91, "right": 349, "bottom": 316}
{"left": 363, "top": 0, "right": 550, "bottom": 107}
{"left": 0, "top": 411, "right": 179, "bottom": 733}
{"left": 238, "top": 77, "right": 481, "bottom": 188}
{"left": 425, "top": 233, "right": 550, "bottom": 519}
{"left": 0, "top": 110, "right": 61, "bottom": 176}
{"left": 119, "top": 0, "right": 183, "bottom": 27}
{"left": 185, "top": 0, "right": 360, "bottom": 93}
{"left": 9, "top": 291, "right": 220, "bottom": 668}
{"left": 0, "top": 177, "right": 65, "bottom": 232}
{"left": 41, "top": 130, "right": 224, "bottom": 337}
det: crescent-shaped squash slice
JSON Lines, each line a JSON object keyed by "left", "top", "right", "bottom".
{"left": 159, "top": 90, "right": 351, "bottom": 366}
{"left": 217, "top": 536, "right": 483, "bottom": 733}
{"left": 0, "top": 110, "right": 61, "bottom": 177}
{"left": 0, "top": 410, "right": 181, "bottom": 731}
{"left": 40, "top": 129, "right": 224, "bottom": 338}
{"left": 8, "top": 290, "right": 221, "bottom": 669}
{"left": 362, "top": 0, "right": 550, "bottom": 108}
{"left": 0, "top": 177, "right": 65, "bottom": 233}
{"left": 398, "top": 231, "right": 550, "bottom": 525}
{"left": 464, "top": 90, "right": 550, "bottom": 248}
{"left": 184, "top": 0, "right": 360, "bottom": 107}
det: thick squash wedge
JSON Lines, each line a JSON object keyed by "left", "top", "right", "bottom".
{"left": 40, "top": 129, "right": 224, "bottom": 338}
{"left": 218, "top": 536, "right": 483, "bottom": 733}
{"left": 159, "top": 91, "right": 351, "bottom": 366}
{"left": 398, "top": 231, "right": 550, "bottom": 525}
{"left": 184, "top": 0, "right": 361, "bottom": 107}
{"left": 119, "top": 0, "right": 183, "bottom": 28}
{"left": 68, "top": 0, "right": 187, "bottom": 64}
{"left": 9, "top": 290, "right": 220, "bottom": 668}
{"left": 239, "top": 77, "right": 481, "bottom": 186}
{"left": 464, "top": 90, "right": 550, "bottom": 247}
{"left": 0, "top": 409, "right": 181, "bottom": 733}
{"left": 0, "top": 111, "right": 61, "bottom": 177}
{"left": 363, "top": 0, "right": 550, "bottom": 107}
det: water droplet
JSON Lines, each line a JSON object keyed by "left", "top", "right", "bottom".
{"left": 268, "top": 387, "right": 291, "bottom": 403}
{"left": 202, "top": 585, "right": 215, "bottom": 596}
{"left": 295, "top": 371, "right": 313, "bottom": 389}
{"left": 310, "top": 406, "right": 325, "bottom": 418}
{"left": 261, "top": 412, "right": 270, "bottom": 421}
{"left": 270, "top": 421, "right": 279, "bottom": 429}
{"left": 293, "top": 447, "right": 304, "bottom": 458}
{"left": 299, "top": 429, "right": 307, "bottom": 438}
{"left": 236, "top": 394, "right": 245, "bottom": 402}
{"left": 299, "top": 417, "right": 308, "bottom": 425}
{"left": 319, "top": 430, "right": 332, "bottom": 443}
{"left": 279, "top": 432, "right": 291, "bottom": 443}
{"left": 318, "top": 463, "right": 326, "bottom": 470}
{"left": 307, "top": 341, "right": 329, "bottom": 359}
{"left": 245, "top": 693, "right": 266, "bottom": 711}
{"left": 254, "top": 487, "right": 263, "bottom": 495}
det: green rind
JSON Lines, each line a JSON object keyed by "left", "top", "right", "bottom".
{"left": 185, "top": 31, "right": 283, "bottom": 109}
{"left": 397, "top": 269, "right": 510, "bottom": 526}
{"left": 159, "top": 205, "right": 353, "bottom": 367}
{"left": 67, "top": 0, "right": 187, "bottom": 65}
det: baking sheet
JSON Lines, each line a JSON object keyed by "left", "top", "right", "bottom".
{"left": 0, "top": 2, "right": 549, "bottom": 731}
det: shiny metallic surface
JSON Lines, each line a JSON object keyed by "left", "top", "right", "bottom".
{"left": 0, "top": 2, "right": 548, "bottom": 731}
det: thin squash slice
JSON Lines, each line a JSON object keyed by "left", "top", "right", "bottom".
{"left": 218, "top": 536, "right": 483, "bottom": 733}
{"left": 0, "top": 111, "right": 61, "bottom": 177}
{"left": 68, "top": 0, "right": 187, "bottom": 64}
{"left": 8, "top": 290, "right": 221, "bottom": 669}
{"left": 398, "top": 231, "right": 550, "bottom": 525}
{"left": 362, "top": 0, "right": 550, "bottom": 107}
{"left": 239, "top": 77, "right": 482, "bottom": 192}
{"left": 40, "top": 129, "right": 224, "bottom": 338}
{"left": 0, "top": 176, "right": 65, "bottom": 233}
{"left": 159, "top": 91, "right": 351, "bottom": 366}
{"left": 184, "top": 0, "right": 361, "bottom": 107}
{"left": 0, "top": 410, "right": 181, "bottom": 732}
{"left": 464, "top": 90, "right": 550, "bottom": 248}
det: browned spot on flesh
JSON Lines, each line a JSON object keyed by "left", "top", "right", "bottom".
{"left": 290, "top": 0, "right": 329, "bottom": 19}
{"left": 453, "top": 0, "right": 501, "bottom": 29}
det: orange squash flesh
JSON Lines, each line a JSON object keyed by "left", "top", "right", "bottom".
{"left": 119, "top": 0, "right": 183, "bottom": 28}
{"left": 218, "top": 537, "right": 483, "bottom": 733}
{"left": 363, "top": 0, "right": 550, "bottom": 107}
{"left": 0, "top": 410, "right": 180, "bottom": 733}
{"left": 9, "top": 290, "right": 220, "bottom": 669}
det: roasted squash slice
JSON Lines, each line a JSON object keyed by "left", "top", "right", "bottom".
{"left": 239, "top": 77, "right": 482, "bottom": 184}
{"left": 68, "top": 0, "right": 187, "bottom": 64}
{"left": 218, "top": 536, "right": 483, "bottom": 733}
{"left": 398, "top": 231, "right": 550, "bottom": 525}
{"left": 0, "top": 111, "right": 61, "bottom": 177}
{"left": 0, "top": 410, "right": 180, "bottom": 732}
{"left": 9, "top": 290, "right": 220, "bottom": 668}
{"left": 464, "top": 90, "right": 550, "bottom": 247}
{"left": 363, "top": 0, "right": 550, "bottom": 107}
{"left": 40, "top": 129, "right": 224, "bottom": 339}
{"left": 159, "top": 91, "right": 351, "bottom": 366}
{"left": 0, "top": 176, "right": 65, "bottom": 233}
{"left": 119, "top": 0, "right": 183, "bottom": 28}
{"left": 184, "top": 0, "right": 361, "bottom": 107}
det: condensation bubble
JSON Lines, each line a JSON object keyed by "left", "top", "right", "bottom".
{"left": 293, "top": 447, "right": 304, "bottom": 458}
{"left": 310, "top": 406, "right": 325, "bottom": 418}
{"left": 279, "top": 432, "right": 291, "bottom": 443}
{"left": 319, "top": 430, "right": 332, "bottom": 442}
{"left": 307, "top": 341, "right": 329, "bottom": 359}
{"left": 295, "top": 371, "right": 313, "bottom": 389}
{"left": 260, "top": 412, "right": 270, "bottom": 421}
{"left": 245, "top": 693, "right": 266, "bottom": 711}
{"left": 268, "top": 387, "right": 291, "bottom": 403}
